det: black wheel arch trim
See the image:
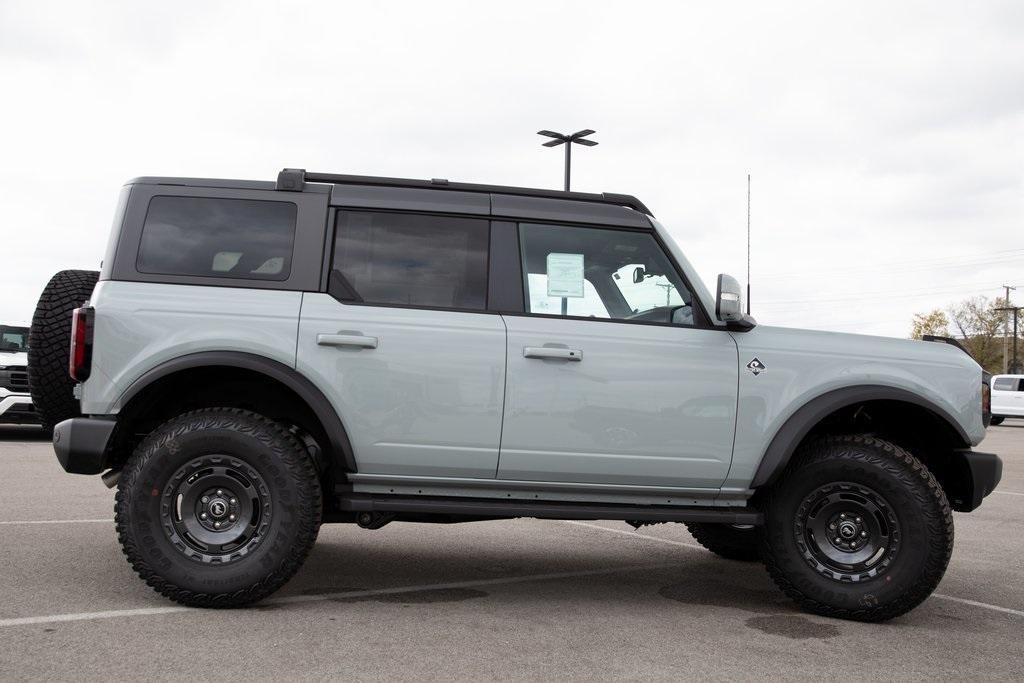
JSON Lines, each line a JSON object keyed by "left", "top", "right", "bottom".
{"left": 116, "top": 351, "right": 358, "bottom": 472}
{"left": 750, "top": 385, "right": 972, "bottom": 488}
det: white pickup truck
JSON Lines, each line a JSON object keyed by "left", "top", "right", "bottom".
{"left": 0, "top": 325, "right": 35, "bottom": 424}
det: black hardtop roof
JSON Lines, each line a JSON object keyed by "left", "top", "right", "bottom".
{"left": 274, "top": 168, "right": 653, "bottom": 216}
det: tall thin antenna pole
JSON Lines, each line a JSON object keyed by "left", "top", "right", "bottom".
{"left": 746, "top": 173, "right": 751, "bottom": 315}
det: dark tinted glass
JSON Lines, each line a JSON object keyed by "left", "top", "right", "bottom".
{"left": 332, "top": 211, "right": 489, "bottom": 310}
{"left": 138, "top": 196, "right": 297, "bottom": 281}
{"left": 993, "top": 377, "right": 1018, "bottom": 391}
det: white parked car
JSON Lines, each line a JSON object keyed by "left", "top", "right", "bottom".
{"left": 989, "top": 374, "right": 1024, "bottom": 425}
{"left": 0, "top": 324, "right": 36, "bottom": 424}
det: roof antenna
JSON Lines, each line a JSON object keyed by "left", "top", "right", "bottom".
{"left": 746, "top": 173, "right": 752, "bottom": 315}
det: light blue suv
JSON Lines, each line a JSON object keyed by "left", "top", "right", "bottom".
{"left": 31, "top": 168, "right": 1001, "bottom": 621}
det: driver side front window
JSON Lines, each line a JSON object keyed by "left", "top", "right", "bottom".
{"left": 518, "top": 223, "right": 698, "bottom": 326}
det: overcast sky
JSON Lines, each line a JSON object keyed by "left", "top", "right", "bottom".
{"left": 1, "top": 1, "right": 1021, "bottom": 337}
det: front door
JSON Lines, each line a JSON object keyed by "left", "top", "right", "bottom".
{"left": 497, "top": 223, "right": 738, "bottom": 489}
{"left": 297, "top": 210, "right": 506, "bottom": 479}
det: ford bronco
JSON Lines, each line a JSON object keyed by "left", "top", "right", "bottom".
{"left": 30, "top": 169, "right": 1001, "bottom": 621}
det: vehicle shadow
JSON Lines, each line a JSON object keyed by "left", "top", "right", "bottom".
{"left": 0, "top": 425, "right": 50, "bottom": 441}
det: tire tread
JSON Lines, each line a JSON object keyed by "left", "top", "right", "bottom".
{"left": 760, "top": 433, "right": 953, "bottom": 622}
{"left": 114, "top": 407, "right": 322, "bottom": 608}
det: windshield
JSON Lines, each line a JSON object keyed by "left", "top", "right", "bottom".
{"left": 0, "top": 326, "right": 29, "bottom": 353}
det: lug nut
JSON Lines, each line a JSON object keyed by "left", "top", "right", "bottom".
{"left": 835, "top": 538, "right": 842, "bottom": 544}
{"left": 230, "top": 498, "right": 237, "bottom": 505}
{"left": 229, "top": 514, "right": 236, "bottom": 522}
{"left": 861, "top": 531, "right": 868, "bottom": 538}
{"left": 200, "top": 512, "right": 207, "bottom": 520}
{"left": 855, "top": 517, "right": 862, "bottom": 524}
{"left": 216, "top": 489, "right": 223, "bottom": 496}
{"left": 829, "top": 523, "right": 836, "bottom": 530}
{"left": 840, "top": 513, "right": 847, "bottom": 520}
{"left": 214, "top": 521, "right": 221, "bottom": 529}
{"left": 201, "top": 496, "right": 209, "bottom": 504}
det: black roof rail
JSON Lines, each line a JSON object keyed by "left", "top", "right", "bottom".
{"left": 276, "top": 168, "right": 653, "bottom": 216}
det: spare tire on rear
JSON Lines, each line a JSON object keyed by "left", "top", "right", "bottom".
{"left": 28, "top": 270, "right": 100, "bottom": 429}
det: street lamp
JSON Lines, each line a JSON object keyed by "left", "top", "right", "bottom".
{"left": 537, "top": 129, "right": 598, "bottom": 191}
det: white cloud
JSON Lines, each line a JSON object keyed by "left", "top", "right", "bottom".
{"left": 0, "top": 0, "right": 1021, "bottom": 337}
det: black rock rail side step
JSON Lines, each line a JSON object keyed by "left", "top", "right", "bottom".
{"left": 336, "top": 494, "right": 762, "bottom": 525}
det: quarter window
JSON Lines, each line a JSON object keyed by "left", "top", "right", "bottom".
{"left": 518, "top": 223, "right": 699, "bottom": 325}
{"left": 331, "top": 211, "right": 489, "bottom": 310}
{"left": 137, "top": 196, "right": 297, "bottom": 280}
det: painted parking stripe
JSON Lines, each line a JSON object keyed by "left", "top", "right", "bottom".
{"left": 561, "top": 520, "right": 705, "bottom": 551}
{"left": 931, "top": 594, "right": 1024, "bottom": 618}
{"left": 0, "top": 518, "right": 112, "bottom": 526}
{"left": 994, "top": 490, "right": 1024, "bottom": 497}
{"left": 0, "top": 562, "right": 675, "bottom": 629}
{"left": 565, "top": 519, "right": 1024, "bottom": 619}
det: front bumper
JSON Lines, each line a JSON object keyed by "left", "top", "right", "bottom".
{"left": 0, "top": 393, "right": 38, "bottom": 424}
{"left": 948, "top": 449, "right": 1002, "bottom": 512}
{"left": 53, "top": 417, "right": 116, "bottom": 474}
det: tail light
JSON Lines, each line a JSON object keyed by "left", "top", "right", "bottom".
{"left": 981, "top": 380, "right": 991, "bottom": 426}
{"left": 69, "top": 307, "right": 94, "bottom": 382}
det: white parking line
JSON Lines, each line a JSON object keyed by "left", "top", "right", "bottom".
{"left": 0, "top": 518, "right": 112, "bottom": 526}
{"left": 994, "top": 490, "right": 1024, "bottom": 497}
{"left": 0, "top": 562, "right": 675, "bottom": 629}
{"left": 931, "top": 594, "right": 1024, "bottom": 618}
{"left": 565, "top": 518, "right": 1024, "bottom": 619}
{"left": 560, "top": 520, "right": 705, "bottom": 551}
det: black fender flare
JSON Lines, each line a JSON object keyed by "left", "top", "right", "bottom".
{"left": 117, "top": 351, "right": 357, "bottom": 472}
{"left": 750, "top": 385, "right": 971, "bottom": 488}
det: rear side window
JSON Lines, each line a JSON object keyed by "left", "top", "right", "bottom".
{"left": 993, "top": 377, "right": 1020, "bottom": 391}
{"left": 330, "top": 211, "right": 489, "bottom": 310}
{"left": 137, "top": 196, "right": 297, "bottom": 281}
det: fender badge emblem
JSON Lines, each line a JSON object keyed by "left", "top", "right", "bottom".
{"left": 746, "top": 358, "right": 766, "bottom": 375}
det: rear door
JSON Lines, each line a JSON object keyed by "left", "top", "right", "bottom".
{"left": 497, "top": 222, "right": 738, "bottom": 489}
{"left": 297, "top": 210, "right": 506, "bottom": 479}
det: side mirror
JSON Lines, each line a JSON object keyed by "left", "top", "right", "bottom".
{"left": 716, "top": 274, "right": 756, "bottom": 331}
{"left": 632, "top": 266, "right": 646, "bottom": 284}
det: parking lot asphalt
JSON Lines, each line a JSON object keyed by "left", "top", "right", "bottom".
{"left": 0, "top": 425, "right": 1022, "bottom": 680}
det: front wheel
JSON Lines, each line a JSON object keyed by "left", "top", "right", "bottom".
{"left": 115, "top": 408, "right": 322, "bottom": 607}
{"left": 760, "top": 434, "right": 953, "bottom": 622}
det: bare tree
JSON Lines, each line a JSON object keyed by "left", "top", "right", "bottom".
{"left": 945, "top": 296, "right": 1007, "bottom": 373}
{"left": 910, "top": 309, "right": 949, "bottom": 339}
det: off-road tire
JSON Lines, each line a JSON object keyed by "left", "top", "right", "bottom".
{"left": 684, "top": 522, "right": 760, "bottom": 561}
{"left": 760, "top": 434, "right": 953, "bottom": 622}
{"left": 989, "top": 416, "right": 1004, "bottom": 426}
{"left": 28, "top": 269, "right": 100, "bottom": 428}
{"left": 115, "top": 408, "right": 322, "bottom": 607}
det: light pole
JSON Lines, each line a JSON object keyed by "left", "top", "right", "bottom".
{"left": 537, "top": 129, "right": 598, "bottom": 191}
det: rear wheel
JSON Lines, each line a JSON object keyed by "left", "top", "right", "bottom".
{"left": 760, "top": 434, "right": 953, "bottom": 622}
{"left": 684, "top": 522, "right": 760, "bottom": 561}
{"left": 990, "top": 416, "right": 1004, "bottom": 426}
{"left": 115, "top": 408, "right": 322, "bottom": 607}
{"left": 28, "top": 269, "right": 99, "bottom": 428}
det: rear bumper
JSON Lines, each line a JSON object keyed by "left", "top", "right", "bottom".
{"left": 948, "top": 449, "right": 1002, "bottom": 512}
{"left": 52, "top": 417, "right": 116, "bottom": 474}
